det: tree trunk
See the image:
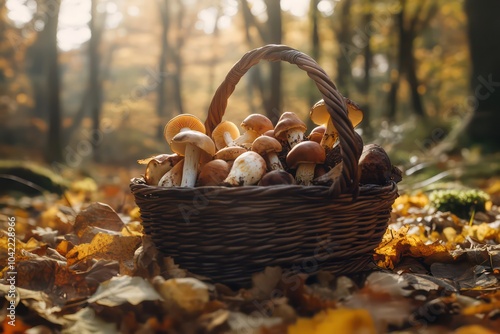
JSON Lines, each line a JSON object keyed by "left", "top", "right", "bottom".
{"left": 89, "top": 0, "right": 103, "bottom": 162}
{"left": 45, "top": 0, "right": 62, "bottom": 162}
{"left": 156, "top": 0, "right": 171, "bottom": 139}
{"left": 464, "top": 0, "right": 500, "bottom": 149}
{"left": 264, "top": 0, "right": 282, "bottom": 123}
{"left": 387, "top": 3, "right": 404, "bottom": 121}
{"left": 309, "top": 0, "right": 321, "bottom": 107}
{"left": 334, "top": 0, "right": 353, "bottom": 96}
{"left": 360, "top": 7, "right": 373, "bottom": 136}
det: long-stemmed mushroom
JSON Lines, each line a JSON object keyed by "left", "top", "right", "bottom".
{"left": 274, "top": 112, "right": 307, "bottom": 148}
{"left": 251, "top": 136, "right": 283, "bottom": 171}
{"left": 223, "top": 151, "right": 267, "bottom": 186}
{"left": 233, "top": 114, "right": 273, "bottom": 147}
{"left": 286, "top": 141, "right": 326, "bottom": 186}
{"left": 309, "top": 99, "right": 363, "bottom": 150}
{"left": 211, "top": 121, "right": 240, "bottom": 150}
{"left": 164, "top": 114, "right": 206, "bottom": 145}
{"left": 170, "top": 130, "right": 215, "bottom": 187}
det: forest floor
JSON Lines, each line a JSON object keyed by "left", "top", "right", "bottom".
{"left": 1, "top": 157, "right": 500, "bottom": 334}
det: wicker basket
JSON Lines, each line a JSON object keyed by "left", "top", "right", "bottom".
{"left": 130, "top": 44, "right": 399, "bottom": 286}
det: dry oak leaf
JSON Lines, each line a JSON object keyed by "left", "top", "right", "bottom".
{"left": 73, "top": 202, "right": 126, "bottom": 243}
{"left": 288, "top": 308, "right": 376, "bottom": 334}
{"left": 66, "top": 232, "right": 141, "bottom": 267}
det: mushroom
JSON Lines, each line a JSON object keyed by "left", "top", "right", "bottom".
{"left": 196, "top": 159, "right": 230, "bottom": 186}
{"left": 223, "top": 151, "right": 267, "bottom": 186}
{"left": 213, "top": 146, "right": 247, "bottom": 169}
{"left": 141, "top": 154, "right": 183, "bottom": 185}
{"left": 164, "top": 114, "right": 206, "bottom": 144}
{"left": 233, "top": 114, "right": 273, "bottom": 146}
{"left": 309, "top": 99, "right": 363, "bottom": 149}
{"left": 258, "top": 170, "right": 296, "bottom": 186}
{"left": 307, "top": 125, "right": 326, "bottom": 144}
{"left": 358, "top": 144, "right": 393, "bottom": 185}
{"left": 158, "top": 159, "right": 185, "bottom": 187}
{"left": 274, "top": 112, "right": 307, "bottom": 148}
{"left": 286, "top": 141, "right": 326, "bottom": 186}
{"left": 211, "top": 121, "right": 240, "bottom": 150}
{"left": 312, "top": 162, "right": 342, "bottom": 186}
{"left": 251, "top": 136, "right": 283, "bottom": 171}
{"left": 170, "top": 130, "right": 216, "bottom": 187}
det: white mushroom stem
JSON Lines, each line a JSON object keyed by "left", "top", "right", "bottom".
{"left": 267, "top": 152, "right": 284, "bottom": 171}
{"left": 223, "top": 131, "right": 236, "bottom": 147}
{"left": 319, "top": 119, "right": 339, "bottom": 149}
{"left": 234, "top": 130, "right": 258, "bottom": 146}
{"left": 295, "top": 163, "right": 316, "bottom": 186}
{"left": 181, "top": 143, "right": 201, "bottom": 187}
{"left": 286, "top": 129, "right": 305, "bottom": 148}
{"left": 159, "top": 160, "right": 184, "bottom": 187}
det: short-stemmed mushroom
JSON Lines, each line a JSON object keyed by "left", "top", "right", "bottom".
{"left": 211, "top": 121, "right": 240, "bottom": 150}
{"left": 170, "top": 130, "right": 216, "bottom": 187}
{"left": 258, "top": 170, "right": 296, "bottom": 186}
{"left": 274, "top": 112, "right": 307, "bottom": 148}
{"left": 251, "top": 136, "right": 283, "bottom": 171}
{"left": 223, "top": 151, "right": 267, "bottom": 186}
{"left": 139, "top": 154, "right": 183, "bottom": 185}
{"left": 196, "top": 159, "right": 230, "bottom": 186}
{"left": 159, "top": 160, "right": 185, "bottom": 187}
{"left": 286, "top": 141, "right": 326, "bottom": 186}
{"left": 233, "top": 114, "right": 273, "bottom": 146}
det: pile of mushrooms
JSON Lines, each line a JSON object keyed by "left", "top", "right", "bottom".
{"left": 139, "top": 99, "right": 400, "bottom": 188}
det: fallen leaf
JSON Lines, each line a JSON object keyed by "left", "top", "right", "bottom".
{"left": 73, "top": 202, "right": 125, "bottom": 243}
{"left": 87, "top": 276, "right": 162, "bottom": 307}
{"left": 288, "top": 308, "right": 376, "bottom": 334}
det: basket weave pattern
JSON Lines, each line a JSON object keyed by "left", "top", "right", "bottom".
{"left": 130, "top": 45, "right": 399, "bottom": 285}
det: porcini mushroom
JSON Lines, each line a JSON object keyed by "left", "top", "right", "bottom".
{"left": 142, "top": 154, "right": 183, "bottom": 185}
{"left": 223, "top": 151, "right": 267, "bottom": 186}
{"left": 274, "top": 112, "right": 307, "bottom": 148}
{"left": 286, "top": 141, "right": 326, "bottom": 186}
{"left": 309, "top": 99, "right": 363, "bottom": 149}
{"left": 233, "top": 114, "right": 273, "bottom": 146}
{"left": 251, "top": 136, "right": 283, "bottom": 171}
{"left": 211, "top": 121, "right": 240, "bottom": 150}
{"left": 170, "top": 130, "right": 215, "bottom": 187}
{"left": 164, "top": 114, "right": 206, "bottom": 144}
{"left": 358, "top": 144, "right": 393, "bottom": 185}
{"left": 196, "top": 159, "right": 230, "bottom": 186}
{"left": 159, "top": 160, "right": 185, "bottom": 187}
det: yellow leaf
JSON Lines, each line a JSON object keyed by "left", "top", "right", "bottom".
{"left": 454, "top": 325, "right": 497, "bottom": 334}
{"left": 288, "top": 308, "right": 376, "bottom": 334}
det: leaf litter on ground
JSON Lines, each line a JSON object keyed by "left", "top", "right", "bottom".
{"left": 1, "top": 173, "right": 500, "bottom": 333}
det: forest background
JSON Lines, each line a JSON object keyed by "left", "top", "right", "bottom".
{"left": 1, "top": 0, "right": 499, "bottom": 187}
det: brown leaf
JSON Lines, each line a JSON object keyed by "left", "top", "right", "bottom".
{"left": 73, "top": 202, "right": 125, "bottom": 243}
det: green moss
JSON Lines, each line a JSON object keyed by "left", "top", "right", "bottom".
{"left": 429, "top": 188, "right": 490, "bottom": 219}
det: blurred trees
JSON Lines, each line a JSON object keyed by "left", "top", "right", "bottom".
{"left": 0, "top": 0, "right": 484, "bottom": 165}
{"left": 464, "top": 0, "right": 500, "bottom": 150}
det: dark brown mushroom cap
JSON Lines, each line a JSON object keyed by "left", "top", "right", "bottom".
{"left": 286, "top": 141, "right": 326, "bottom": 169}
{"left": 258, "top": 170, "right": 296, "bottom": 186}
{"left": 358, "top": 144, "right": 392, "bottom": 185}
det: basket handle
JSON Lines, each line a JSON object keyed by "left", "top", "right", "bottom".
{"left": 204, "top": 44, "right": 360, "bottom": 195}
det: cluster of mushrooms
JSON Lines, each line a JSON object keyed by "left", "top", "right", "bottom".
{"left": 139, "top": 99, "right": 401, "bottom": 188}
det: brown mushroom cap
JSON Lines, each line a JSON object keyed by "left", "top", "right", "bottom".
{"left": 258, "top": 170, "right": 296, "bottom": 186}
{"left": 240, "top": 114, "right": 273, "bottom": 134}
{"left": 308, "top": 125, "right": 326, "bottom": 144}
{"left": 251, "top": 136, "right": 282, "bottom": 156}
{"left": 274, "top": 112, "right": 307, "bottom": 141}
{"left": 211, "top": 121, "right": 240, "bottom": 150}
{"left": 213, "top": 146, "right": 247, "bottom": 161}
{"left": 170, "top": 130, "right": 215, "bottom": 157}
{"left": 196, "top": 159, "right": 230, "bottom": 186}
{"left": 164, "top": 114, "right": 206, "bottom": 144}
{"left": 286, "top": 141, "right": 326, "bottom": 169}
